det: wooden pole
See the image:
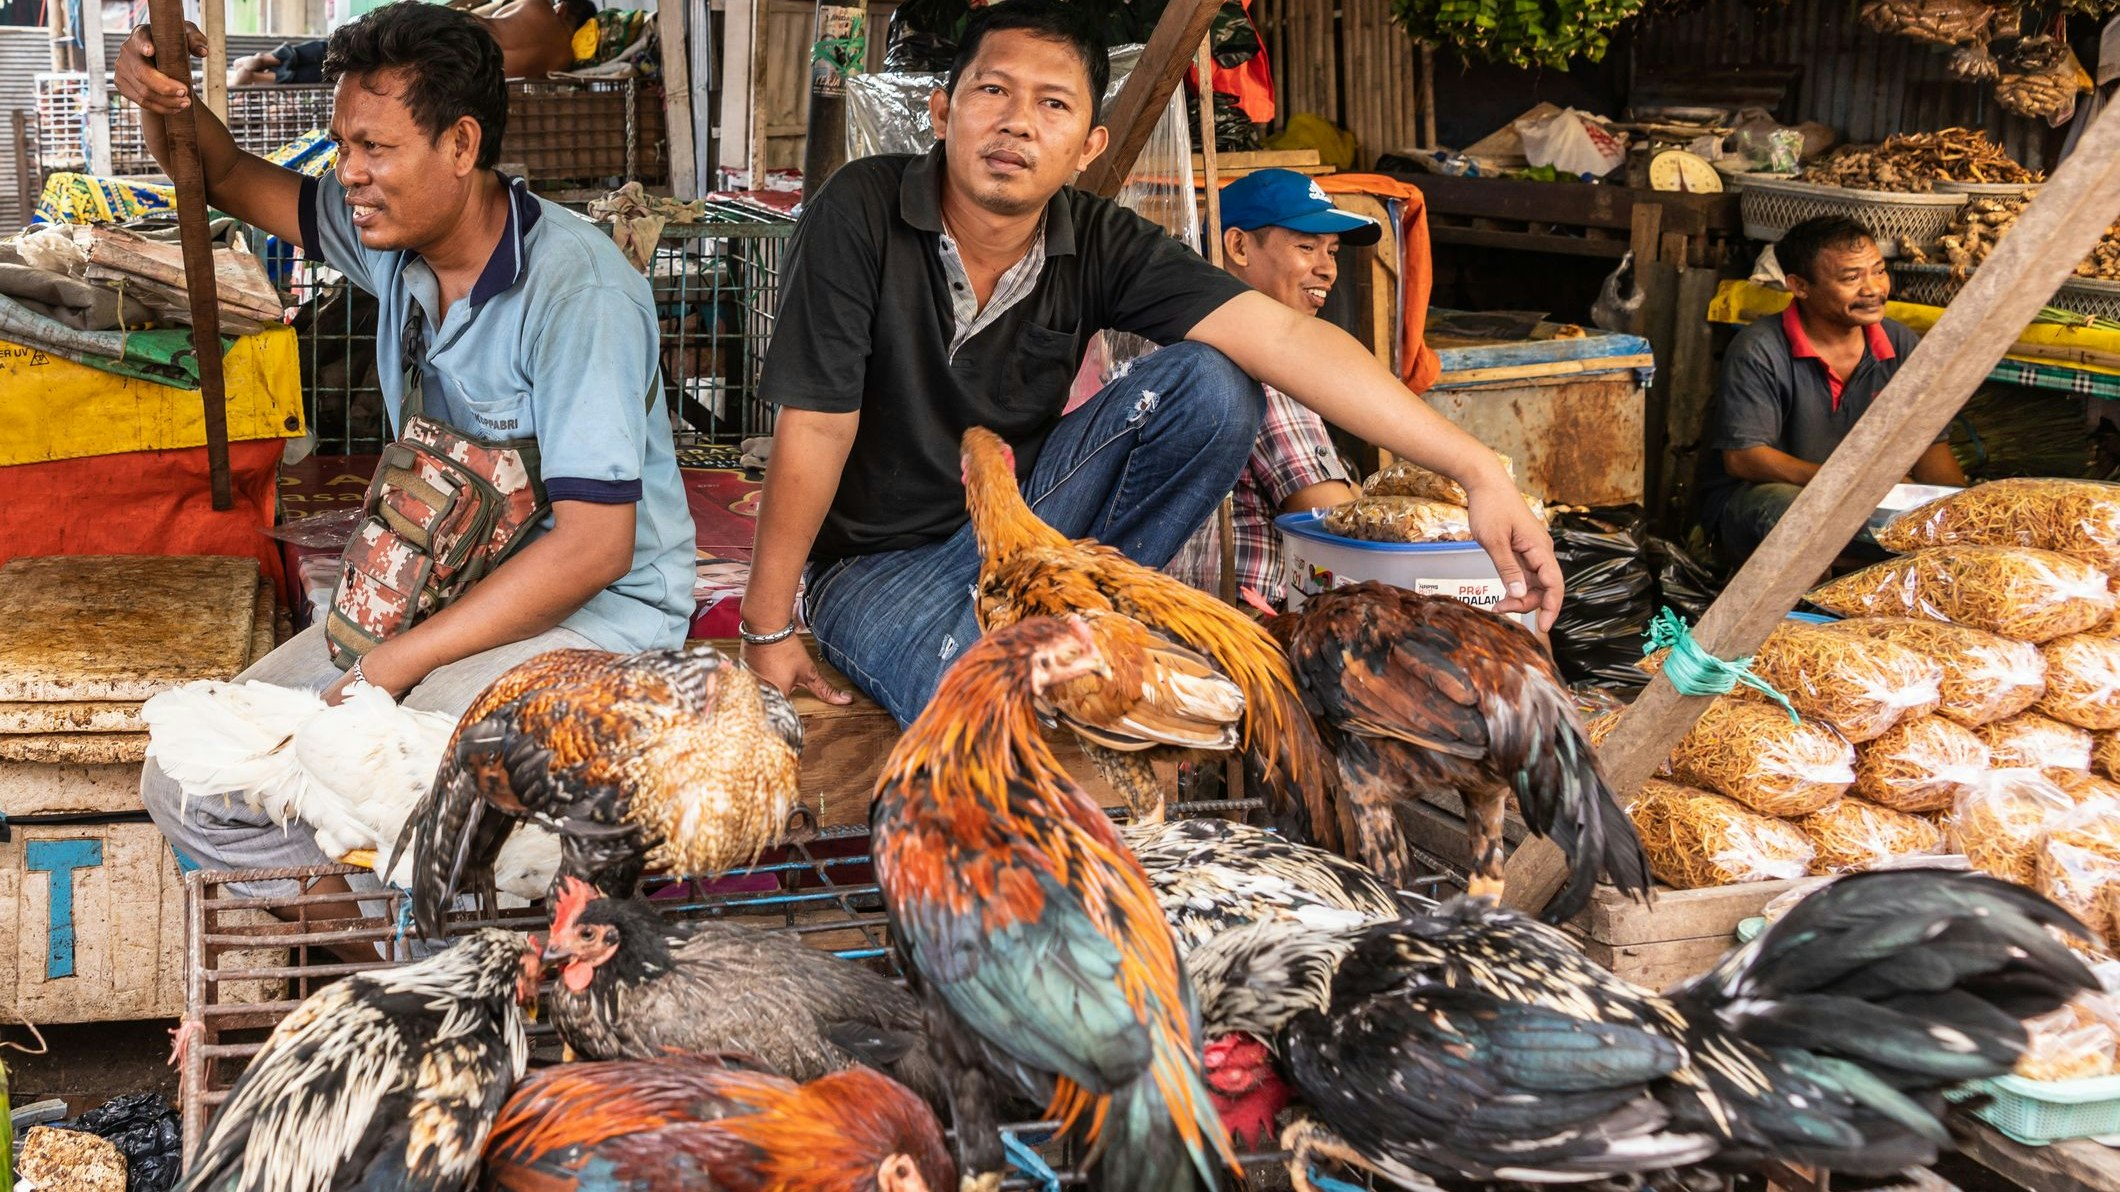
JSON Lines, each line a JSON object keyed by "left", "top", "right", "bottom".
{"left": 1078, "top": 0, "right": 1220, "bottom": 198}
{"left": 201, "top": 0, "right": 228, "bottom": 120}
{"left": 81, "top": 0, "right": 110, "bottom": 177}
{"left": 1502, "top": 99, "right": 2120, "bottom": 917}
{"left": 1196, "top": 35, "right": 1220, "bottom": 268}
{"left": 657, "top": 0, "right": 699, "bottom": 197}
{"left": 145, "top": 0, "right": 233, "bottom": 511}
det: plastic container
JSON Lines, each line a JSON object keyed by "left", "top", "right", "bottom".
{"left": 1966, "top": 1074, "right": 2120, "bottom": 1145}
{"left": 1276, "top": 510, "right": 1534, "bottom": 626}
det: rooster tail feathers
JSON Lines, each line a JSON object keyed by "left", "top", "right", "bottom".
{"left": 1492, "top": 677, "right": 1647, "bottom": 921}
{"left": 1089, "top": 1034, "right": 1239, "bottom": 1192}
{"left": 403, "top": 767, "right": 493, "bottom": 939}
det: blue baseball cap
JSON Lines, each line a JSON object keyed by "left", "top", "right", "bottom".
{"left": 1218, "top": 168, "right": 1382, "bottom": 246}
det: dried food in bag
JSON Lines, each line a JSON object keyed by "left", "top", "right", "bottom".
{"left": 1823, "top": 616, "right": 2047, "bottom": 726}
{"left": 1797, "top": 798, "right": 1946, "bottom": 874}
{"left": 2097, "top": 731, "right": 2120, "bottom": 780}
{"left": 1805, "top": 547, "right": 2116, "bottom": 643}
{"left": 1760, "top": 876, "right": 1835, "bottom": 923}
{"left": 2037, "top": 634, "right": 2120, "bottom": 731}
{"left": 1979, "top": 711, "right": 2095, "bottom": 771}
{"left": 2035, "top": 798, "right": 2120, "bottom": 940}
{"left": 1874, "top": 479, "right": 2120, "bottom": 572}
{"left": 1362, "top": 452, "right": 1515, "bottom": 505}
{"left": 1853, "top": 715, "right": 1991, "bottom": 812}
{"left": 2047, "top": 767, "right": 2120, "bottom": 804}
{"left": 1666, "top": 697, "right": 1856, "bottom": 816}
{"left": 1628, "top": 780, "right": 1818, "bottom": 889}
{"left": 2015, "top": 1008, "right": 2117, "bottom": 1081}
{"left": 1321, "top": 493, "right": 1548, "bottom": 543}
{"left": 1642, "top": 621, "right": 1942, "bottom": 742}
{"left": 1951, "top": 769, "right": 2075, "bottom": 886}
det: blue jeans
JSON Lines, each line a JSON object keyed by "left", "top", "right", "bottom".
{"left": 1711, "top": 481, "right": 1802, "bottom": 565}
{"left": 805, "top": 342, "right": 1266, "bottom": 725}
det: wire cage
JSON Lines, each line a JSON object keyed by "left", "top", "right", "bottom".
{"left": 32, "top": 74, "right": 664, "bottom": 189}
{"left": 177, "top": 805, "right": 1329, "bottom": 1187}
{"left": 647, "top": 203, "right": 796, "bottom": 449}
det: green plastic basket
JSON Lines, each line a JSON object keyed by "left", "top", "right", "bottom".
{"left": 1966, "top": 1073, "right": 2120, "bottom": 1145}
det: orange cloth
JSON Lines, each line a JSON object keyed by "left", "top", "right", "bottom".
{"left": 0, "top": 439, "right": 287, "bottom": 599}
{"left": 1316, "top": 174, "right": 1442, "bottom": 393}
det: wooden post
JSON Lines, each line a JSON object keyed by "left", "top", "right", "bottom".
{"left": 1503, "top": 99, "right": 2120, "bottom": 917}
{"left": 1196, "top": 36, "right": 1220, "bottom": 267}
{"left": 748, "top": 0, "right": 770, "bottom": 187}
{"left": 81, "top": 0, "right": 110, "bottom": 177}
{"left": 12, "top": 111, "right": 34, "bottom": 221}
{"left": 1418, "top": 43, "right": 1436, "bottom": 149}
{"left": 201, "top": 0, "right": 228, "bottom": 120}
{"left": 657, "top": 0, "right": 699, "bottom": 197}
{"left": 145, "top": 0, "right": 233, "bottom": 511}
{"left": 1077, "top": 0, "right": 1220, "bottom": 198}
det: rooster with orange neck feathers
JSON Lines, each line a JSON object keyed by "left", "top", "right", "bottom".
{"left": 871, "top": 616, "right": 1239, "bottom": 1192}
{"left": 959, "top": 426, "right": 1333, "bottom": 838}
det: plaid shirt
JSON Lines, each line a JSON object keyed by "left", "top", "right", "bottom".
{"left": 1168, "top": 384, "right": 1352, "bottom": 604}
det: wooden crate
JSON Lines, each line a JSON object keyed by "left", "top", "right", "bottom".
{"left": 1570, "top": 879, "right": 1805, "bottom": 991}
{"left": 1399, "top": 787, "right": 1800, "bottom": 989}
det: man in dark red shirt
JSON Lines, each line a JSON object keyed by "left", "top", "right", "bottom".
{"left": 1697, "top": 216, "right": 1966, "bottom": 564}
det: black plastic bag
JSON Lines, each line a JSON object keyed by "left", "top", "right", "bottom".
{"left": 1648, "top": 534, "right": 1724, "bottom": 624}
{"left": 1548, "top": 506, "right": 1654, "bottom": 688}
{"left": 58, "top": 1092, "right": 183, "bottom": 1192}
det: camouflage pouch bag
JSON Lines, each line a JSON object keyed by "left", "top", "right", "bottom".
{"left": 324, "top": 313, "right": 548, "bottom": 669}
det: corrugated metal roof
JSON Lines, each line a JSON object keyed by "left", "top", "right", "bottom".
{"left": 1628, "top": 0, "right": 2061, "bottom": 170}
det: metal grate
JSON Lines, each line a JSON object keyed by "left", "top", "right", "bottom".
{"left": 178, "top": 805, "right": 1320, "bottom": 1186}
{"left": 648, "top": 203, "right": 796, "bottom": 448}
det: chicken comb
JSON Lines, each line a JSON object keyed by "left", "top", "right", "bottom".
{"left": 1238, "top": 587, "right": 1279, "bottom": 619}
{"left": 549, "top": 876, "right": 598, "bottom": 935}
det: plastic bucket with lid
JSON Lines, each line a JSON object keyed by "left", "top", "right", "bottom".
{"left": 1275, "top": 510, "right": 1533, "bottom": 627}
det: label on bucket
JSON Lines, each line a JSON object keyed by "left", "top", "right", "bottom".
{"left": 1413, "top": 576, "right": 1508, "bottom": 611}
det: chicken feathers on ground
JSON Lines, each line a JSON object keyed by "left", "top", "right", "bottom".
{"left": 143, "top": 680, "right": 563, "bottom": 900}
{"left": 961, "top": 426, "right": 1329, "bottom": 835}
{"left": 481, "top": 1054, "right": 955, "bottom": 1192}
{"left": 872, "top": 616, "right": 1240, "bottom": 1191}
{"left": 1265, "top": 581, "right": 1648, "bottom": 920}
{"left": 540, "top": 877, "right": 945, "bottom": 1111}
{"left": 1121, "top": 816, "right": 1405, "bottom": 954}
{"left": 182, "top": 928, "right": 538, "bottom": 1192}
{"left": 400, "top": 645, "right": 804, "bottom": 937}
{"left": 1183, "top": 870, "right": 2094, "bottom": 1191}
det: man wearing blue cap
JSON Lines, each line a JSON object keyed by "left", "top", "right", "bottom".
{"left": 740, "top": 0, "right": 1560, "bottom": 723}
{"left": 1169, "top": 168, "right": 1378, "bottom": 605}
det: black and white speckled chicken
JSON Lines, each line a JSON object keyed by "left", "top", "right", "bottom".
{"left": 540, "top": 877, "right": 946, "bottom": 1111}
{"left": 1184, "top": 870, "right": 2095, "bottom": 1191}
{"left": 400, "top": 644, "right": 805, "bottom": 937}
{"left": 1260, "top": 581, "right": 1649, "bottom": 921}
{"left": 1119, "top": 816, "right": 1405, "bottom": 954}
{"left": 180, "top": 928, "right": 539, "bottom": 1192}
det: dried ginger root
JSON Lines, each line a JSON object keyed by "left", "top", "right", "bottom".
{"left": 1666, "top": 697, "right": 1854, "bottom": 816}
{"left": 1628, "top": 779, "right": 1817, "bottom": 889}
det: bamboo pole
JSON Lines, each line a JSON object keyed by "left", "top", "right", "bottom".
{"left": 145, "top": 0, "right": 233, "bottom": 511}
{"left": 1503, "top": 98, "right": 2120, "bottom": 916}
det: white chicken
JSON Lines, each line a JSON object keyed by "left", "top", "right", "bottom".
{"left": 142, "top": 680, "right": 560, "bottom": 899}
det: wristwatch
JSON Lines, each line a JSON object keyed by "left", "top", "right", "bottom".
{"left": 739, "top": 619, "right": 797, "bottom": 646}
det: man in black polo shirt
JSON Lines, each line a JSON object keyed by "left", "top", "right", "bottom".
{"left": 1698, "top": 216, "right": 1966, "bottom": 565}
{"left": 739, "top": 0, "right": 1560, "bottom": 722}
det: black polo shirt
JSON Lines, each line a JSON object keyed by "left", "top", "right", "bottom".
{"left": 1696, "top": 306, "right": 1924, "bottom": 527}
{"left": 759, "top": 145, "right": 1250, "bottom": 562}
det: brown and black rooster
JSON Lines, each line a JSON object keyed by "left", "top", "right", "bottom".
{"left": 540, "top": 877, "right": 945, "bottom": 1109}
{"left": 872, "top": 615, "right": 1240, "bottom": 1192}
{"left": 961, "top": 426, "right": 1327, "bottom": 832}
{"left": 481, "top": 1054, "right": 955, "bottom": 1192}
{"left": 400, "top": 645, "right": 804, "bottom": 937}
{"left": 1185, "top": 870, "right": 2096, "bottom": 1191}
{"left": 180, "top": 928, "right": 539, "bottom": 1192}
{"left": 1262, "top": 581, "right": 1647, "bottom": 920}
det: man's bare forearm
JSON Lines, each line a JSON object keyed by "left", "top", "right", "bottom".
{"left": 119, "top": 24, "right": 305, "bottom": 244}
{"left": 1724, "top": 445, "right": 1819, "bottom": 487}
{"left": 741, "top": 409, "right": 860, "bottom": 631}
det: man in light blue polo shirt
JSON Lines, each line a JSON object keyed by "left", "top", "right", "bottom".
{"left": 116, "top": 1, "right": 693, "bottom": 912}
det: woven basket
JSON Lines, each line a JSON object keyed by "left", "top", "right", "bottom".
{"left": 1738, "top": 177, "right": 1966, "bottom": 259}
{"left": 1890, "top": 263, "right": 2120, "bottom": 320}
{"left": 1935, "top": 180, "right": 2041, "bottom": 198}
